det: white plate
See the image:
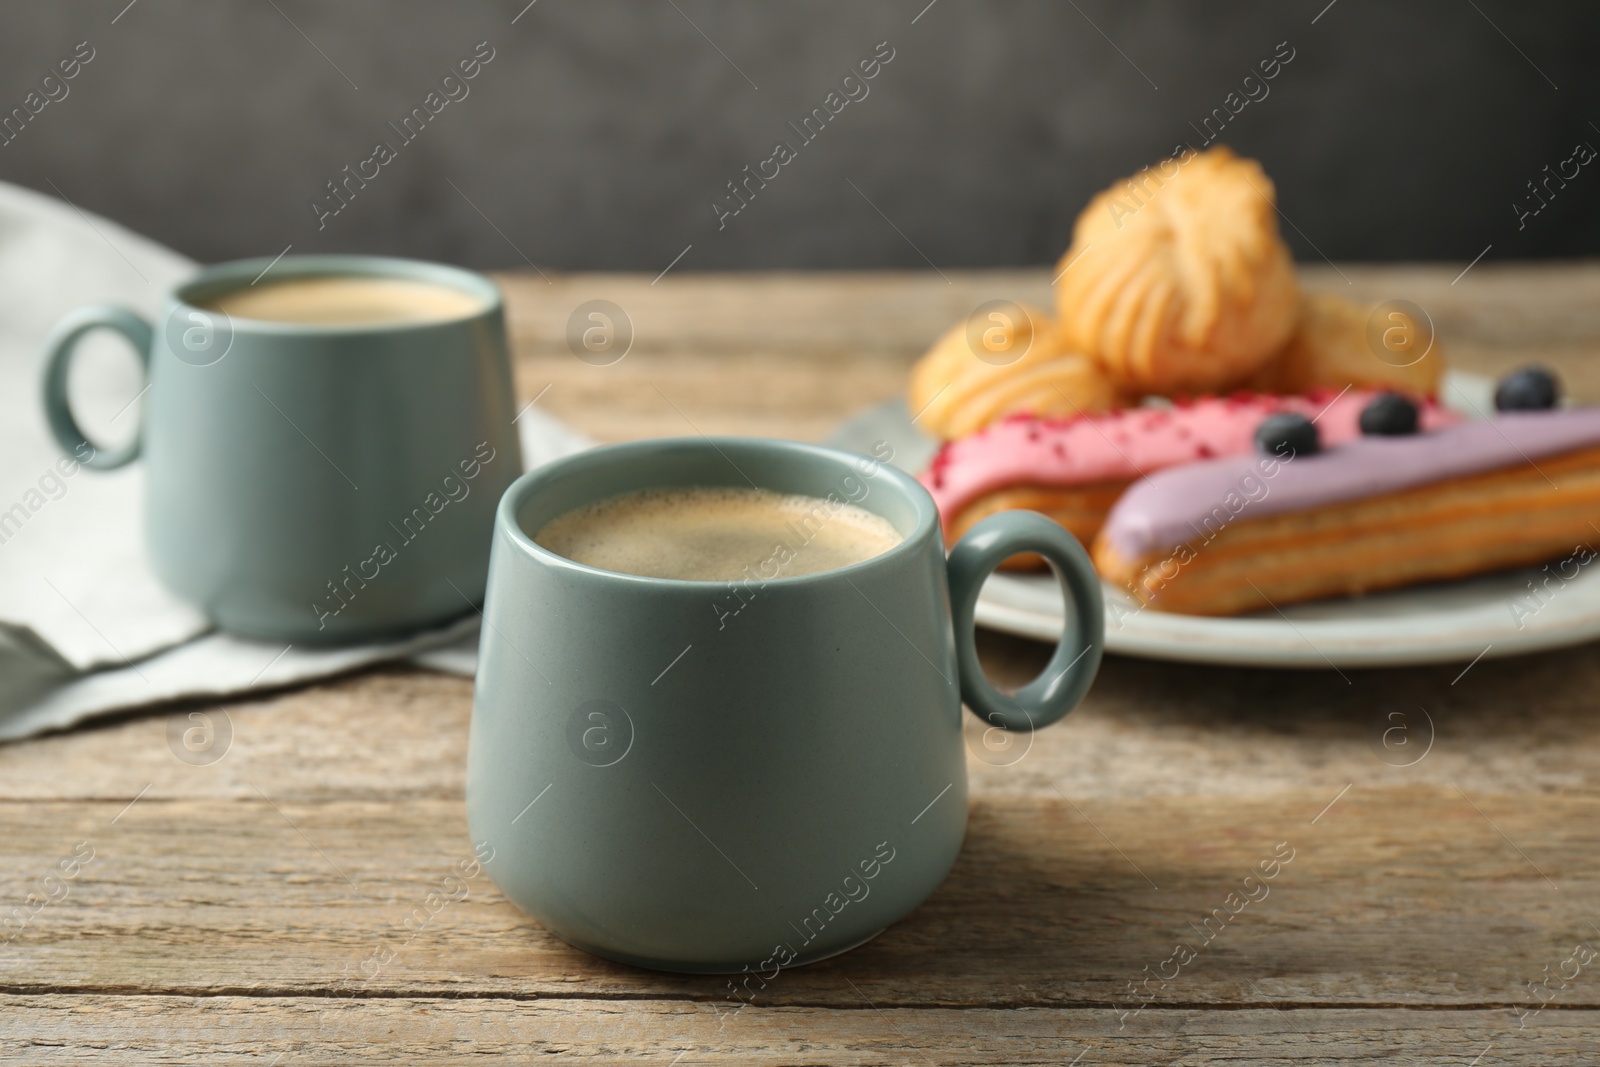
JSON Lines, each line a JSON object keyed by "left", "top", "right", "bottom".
{"left": 827, "top": 372, "right": 1600, "bottom": 667}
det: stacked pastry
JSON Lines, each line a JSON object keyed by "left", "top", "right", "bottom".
{"left": 911, "top": 146, "right": 1595, "bottom": 612}
{"left": 912, "top": 147, "right": 1443, "bottom": 440}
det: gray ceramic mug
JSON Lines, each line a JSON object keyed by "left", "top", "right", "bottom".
{"left": 40, "top": 254, "right": 522, "bottom": 643}
{"left": 465, "top": 436, "right": 1103, "bottom": 973}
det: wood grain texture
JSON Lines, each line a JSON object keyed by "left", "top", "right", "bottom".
{"left": 3, "top": 999, "right": 1596, "bottom": 1066}
{"left": 12, "top": 1004, "right": 1600, "bottom": 1067}
{"left": 6, "top": 266, "right": 1600, "bottom": 1064}
{"left": 4, "top": 785, "right": 1599, "bottom": 1010}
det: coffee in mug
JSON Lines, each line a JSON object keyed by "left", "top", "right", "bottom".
{"left": 198, "top": 275, "right": 488, "bottom": 327}
{"left": 533, "top": 486, "right": 904, "bottom": 581}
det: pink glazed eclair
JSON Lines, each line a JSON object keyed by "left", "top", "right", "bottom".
{"left": 919, "top": 390, "right": 1458, "bottom": 555}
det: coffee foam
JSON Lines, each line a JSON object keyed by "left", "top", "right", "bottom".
{"left": 199, "top": 275, "right": 486, "bottom": 326}
{"left": 534, "top": 486, "right": 903, "bottom": 582}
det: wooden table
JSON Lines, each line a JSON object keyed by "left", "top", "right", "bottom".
{"left": 5, "top": 265, "right": 1600, "bottom": 1065}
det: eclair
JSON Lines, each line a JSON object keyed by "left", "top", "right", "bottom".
{"left": 1093, "top": 408, "right": 1600, "bottom": 616}
{"left": 920, "top": 390, "right": 1458, "bottom": 551}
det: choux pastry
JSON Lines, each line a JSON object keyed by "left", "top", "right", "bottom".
{"left": 1055, "top": 146, "right": 1300, "bottom": 395}
{"left": 907, "top": 303, "right": 1119, "bottom": 439}
{"left": 1243, "top": 293, "right": 1445, "bottom": 397}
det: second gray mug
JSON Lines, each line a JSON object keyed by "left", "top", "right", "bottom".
{"left": 40, "top": 254, "right": 522, "bottom": 643}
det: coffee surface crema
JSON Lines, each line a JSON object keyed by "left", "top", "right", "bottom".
{"left": 534, "top": 486, "right": 903, "bottom": 581}
{"left": 198, "top": 275, "right": 486, "bottom": 326}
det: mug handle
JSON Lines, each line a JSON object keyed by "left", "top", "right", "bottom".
{"left": 41, "top": 305, "right": 154, "bottom": 471}
{"left": 945, "top": 510, "right": 1105, "bottom": 731}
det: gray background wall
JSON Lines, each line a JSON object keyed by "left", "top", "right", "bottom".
{"left": 0, "top": 1, "right": 1595, "bottom": 271}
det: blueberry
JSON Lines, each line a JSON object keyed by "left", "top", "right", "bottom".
{"left": 1255, "top": 412, "right": 1319, "bottom": 458}
{"left": 1358, "top": 392, "right": 1419, "bottom": 436}
{"left": 1495, "top": 367, "right": 1560, "bottom": 412}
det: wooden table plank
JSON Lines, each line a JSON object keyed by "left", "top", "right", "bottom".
{"left": 2, "top": 998, "right": 1593, "bottom": 1065}
{"left": 4, "top": 785, "right": 1595, "bottom": 1008}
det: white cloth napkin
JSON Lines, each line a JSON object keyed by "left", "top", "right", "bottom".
{"left": 0, "top": 181, "right": 591, "bottom": 741}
